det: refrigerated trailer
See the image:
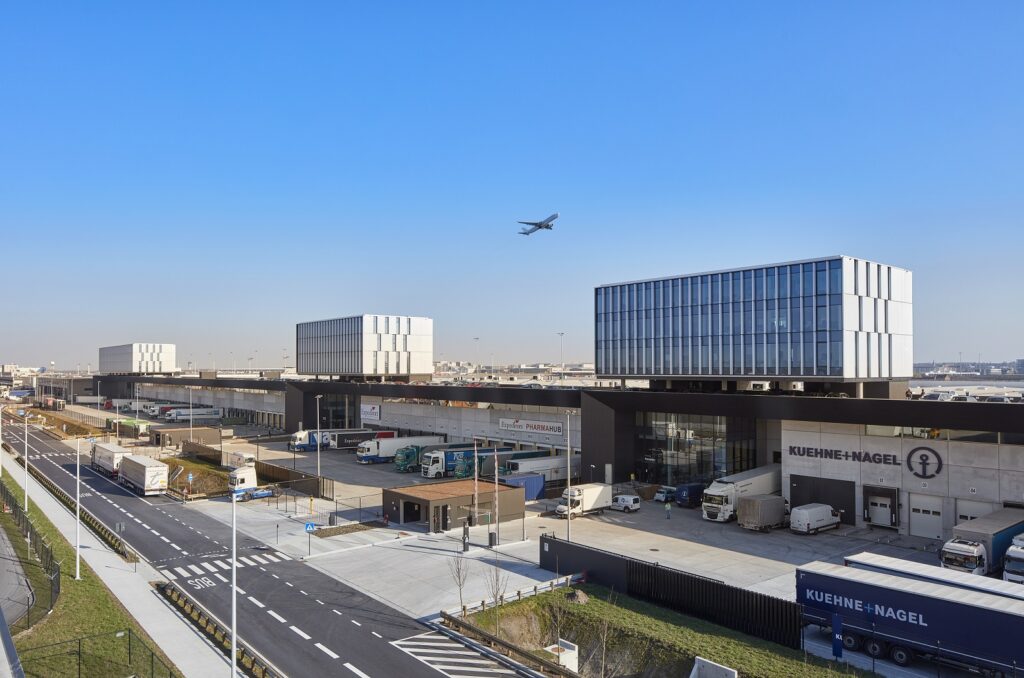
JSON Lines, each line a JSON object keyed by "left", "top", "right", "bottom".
{"left": 844, "top": 552, "right": 1024, "bottom": 602}
{"left": 505, "top": 454, "right": 580, "bottom": 484}
{"left": 356, "top": 436, "right": 444, "bottom": 464}
{"left": 91, "top": 442, "right": 132, "bottom": 477}
{"left": 118, "top": 455, "right": 168, "bottom": 496}
{"left": 701, "top": 464, "right": 780, "bottom": 522}
{"left": 941, "top": 508, "right": 1024, "bottom": 576}
{"left": 164, "top": 408, "right": 223, "bottom": 422}
{"left": 797, "top": 560, "right": 1024, "bottom": 673}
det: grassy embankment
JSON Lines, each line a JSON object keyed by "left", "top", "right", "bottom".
{"left": 0, "top": 473, "right": 180, "bottom": 677}
{"left": 471, "top": 583, "right": 868, "bottom": 678}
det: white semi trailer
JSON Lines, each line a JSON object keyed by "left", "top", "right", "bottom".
{"left": 701, "top": 464, "right": 781, "bottom": 522}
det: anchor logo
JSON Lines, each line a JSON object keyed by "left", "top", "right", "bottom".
{"left": 906, "top": 447, "right": 942, "bottom": 479}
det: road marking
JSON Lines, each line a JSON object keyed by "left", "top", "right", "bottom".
{"left": 289, "top": 626, "right": 310, "bottom": 640}
{"left": 316, "top": 599, "right": 324, "bottom": 605}
{"left": 174, "top": 567, "right": 191, "bottom": 578}
{"left": 125, "top": 512, "right": 133, "bottom": 518}
{"left": 300, "top": 590, "right": 307, "bottom": 596}
{"left": 239, "top": 557, "right": 257, "bottom": 566}
{"left": 371, "top": 632, "right": 382, "bottom": 639}
{"left": 200, "top": 562, "right": 218, "bottom": 573}
{"left": 160, "top": 569, "right": 177, "bottom": 580}
{"left": 332, "top": 610, "right": 342, "bottom": 616}
{"left": 249, "top": 555, "right": 267, "bottom": 565}
{"left": 344, "top": 663, "right": 370, "bottom": 678}
{"left": 133, "top": 518, "right": 142, "bottom": 524}
{"left": 214, "top": 573, "right": 228, "bottom": 583}
{"left": 150, "top": 529, "right": 160, "bottom": 535}
{"left": 259, "top": 567, "right": 266, "bottom": 572}
{"left": 142, "top": 524, "right": 151, "bottom": 529}
{"left": 247, "top": 596, "right": 265, "bottom": 608}
{"left": 263, "top": 553, "right": 280, "bottom": 563}
{"left": 267, "top": 610, "right": 286, "bottom": 623}
{"left": 285, "top": 582, "right": 293, "bottom": 587}
{"left": 181, "top": 551, "right": 188, "bottom": 556}
{"left": 350, "top": 619, "right": 361, "bottom": 627}
{"left": 171, "top": 544, "right": 182, "bottom": 551}
{"left": 214, "top": 560, "right": 230, "bottom": 570}
{"left": 188, "top": 564, "right": 204, "bottom": 575}
{"left": 235, "top": 586, "right": 246, "bottom": 595}
{"left": 315, "top": 643, "right": 339, "bottom": 659}
{"left": 275, "top": 552, "right": 292, "bottom": 560}
{"left": 271, "top": 574, "right": 279, "bottom": 579}
{"left": 159, "top": 535, "right": 170, "bottom": 543}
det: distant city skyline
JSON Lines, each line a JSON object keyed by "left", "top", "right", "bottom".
{"left": 2, "top": 4, "right": 1022, "bottom": 367}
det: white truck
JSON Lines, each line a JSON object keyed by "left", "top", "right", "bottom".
{"left": 941, "top": 508, "right": 1024, "bottom": 576}
{"left": 555, "top": 483, "right": 613, "bottom": 519}
{"left": 221, "top": 450, "right": 255, "bottom": 469}
{"left": 164, "top": 407, "right": 223, "bottom": 422}
{"left": 505, "top": 454, "right": 580, "bottom": 484}
{"left": 91, "top": 442, "right": 132, "bottom": 477}
{"left": 701, "top": 463, "right": 781, "bottom": 522}
{"left": 118, "top": 455, "right": 168, "bottom": 496}
{"left": 356, "top": 435, "right": 444, "bottom": 464}
{"left": 1004, "top": 535, "right": 1024, "bottom": 584}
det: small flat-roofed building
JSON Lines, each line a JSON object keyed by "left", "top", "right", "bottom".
{"left": 382, "top": 479, "right": 525, "bottom": 534}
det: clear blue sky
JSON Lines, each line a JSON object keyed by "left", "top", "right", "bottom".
{"left": 2, "top": 3, "right": 1022, "bottom": 369}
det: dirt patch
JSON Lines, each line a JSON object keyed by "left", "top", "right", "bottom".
{"left": 314, "top": 521, "right": 387, "bottom": 538}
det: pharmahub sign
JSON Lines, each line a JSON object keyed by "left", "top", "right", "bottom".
{"left": 498, "top": 418, "right": 564, "bottom": 436}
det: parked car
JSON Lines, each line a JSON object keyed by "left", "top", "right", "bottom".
{"left": 984, "top": 395, "right": 1012, "bottom": 403}
{"left": 920, "top": 392, "right": 952, "bottom": 401}
{"left": 950, "top": 395, "right": 978, "bottom": 402}
{"left": 652, "top": 486, "right": 676, "bottom": 503}
{"left": 609, "top": 494, "right": 641, "bottom": 512}
{"left": 790, "top": 503, "right": 842, "bottom": 534}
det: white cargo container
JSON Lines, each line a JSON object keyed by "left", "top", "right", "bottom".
{"left": 701, "top": 464, "right": 781, "bottom": 522}
{"left": 221, "top": 450, "right": 256, "bottom": 469}
{"left": 118, "top": 455, "right": 168, "bottom": 496}
{"left": 505, "top": 454, "right": 580, "bottom": 483}
{"left": 555, "top": 483, "right": 613, "bottom": 519}
{"left": 91, "top": 442, "right": 132, "bottom": 477}
{"left": 356, "top": 436, "right": 444, "bottom": 464}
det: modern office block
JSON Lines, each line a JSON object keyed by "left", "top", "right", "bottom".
{"left": 296, "top": 315, "right": 433, "bottom": 378}
{"left": 99, "top": 343, "right": 177, "bottom": 375}
{"left": 595, "top": 256, "right": 912, "bottom": 380}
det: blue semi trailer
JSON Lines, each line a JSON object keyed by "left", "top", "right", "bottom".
{"left": 798, "top": 560, "right": 1024, "bottom": 674}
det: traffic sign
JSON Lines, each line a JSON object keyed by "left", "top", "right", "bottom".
{"left": 87, "top": 437, "right": 95, "bottom": 443}
{"left": 305, "top": 522, "right": 315, "bottom": 533}
{"left": 187, "top": 473, "right": 193, "bottom": 483}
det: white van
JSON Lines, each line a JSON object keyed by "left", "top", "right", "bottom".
{"left": 609, "top": 495, "right": 641, "bottom": 513}
{"left": 790, "top": 503, "right": 841, "bottom": 534}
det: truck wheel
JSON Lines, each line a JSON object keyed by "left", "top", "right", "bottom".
{"left": 841, "top": 633, "right": 861, "bottom": 651}
{"left": 864, "top": 638, "right": 885, "bottom": 659}
{"left": 889, "top": 645, "right": 913, "bottom": 667}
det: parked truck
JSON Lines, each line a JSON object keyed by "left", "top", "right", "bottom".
{"left": 165, "top": 407, "right": 224, "bottom": 422}
{"left": 119, "top": 455, "right": 168, "bottom": 496}
{"left": 356, "top": 436, "right": 445, "bottom": 464}
{"left": 394, "top": 443, "right": 464, "bottom": 473}
{"left": 737, "top": 494, "right": 788, "bottom": 531}
{"left": 701, "top": 464, "right": 780, "bottom": 522}
{"left": 221, "top": 450, "right": 255, "bottom": 469}
{"left": 420, "top": 448, "right": 476, "bottom": 478}
{"left": 555, "top": 483, "right": 613, "bottom": 519}
{"left": 505, "top": 454, "right": 580, "bottom": 484}
{"left": 844, "top": 551, "right": 1024, "bottom": 601}
{"left": 91, "top": 442, "right": 132, "bottom": 477}
{"left": 797, "top": 560, "right": 1024, "bottom": 673}
{"left": 287, "top": 428, "right": 394, "bottom": 452}
{"left": 940, "top": 508, "right": 1024, "bottom": 576}
{"left": 76, "top": 395, "right": 104, "bottom": 405}
{"left": 1005, "top": 535, "right": 1024, "bottom": 584}
{"left": 453, "top": 448, "right": 528, "bottom": 479}
{"left": 229, "top": 466, "right": 273, "bottom": 501}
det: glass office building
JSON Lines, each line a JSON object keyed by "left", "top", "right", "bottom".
{"left": 595, "top": 256, "right": 912, "bottom": 380}
{"left": 634, "top": 412, "right": 756, "bottom": 486}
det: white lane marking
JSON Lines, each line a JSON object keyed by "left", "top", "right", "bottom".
{"left": 171, "top": 544, "right": 182, "bottom": 551}
{"left": 142, "top": 524, "right": 151, "bottom": 529}
{"left": 290, "top": 626, "right": 310, "bottom": 640}
{"left": 371, "top": 632, "right": 382, "bottom": 639}
{"left": 344, "top": 663, "right": 371, "bottom": 678}
{"left": 160, "top": 569, "right": 177, "bottom": 580}
{"left": 316, "top": 599, "right": 324, "bottom": 605}
{"left": 267, "top": 610, "right": 286, "bottom": 623}
{"left": 214, "top": 573, "right": 228, "bottom": 583}
{"left": 125, "top": 512, "right": 134, "bottom": 518}
{"left": 174, "top": 567, "right": 191, "bottom": 578}
{"left": 215, "top": 560, "right": 230, "bottom": 570}
{"left": 188, "top": 564, "right": 204, "bottom": 575}
{"left": 300, "top": 590, "right": 308, "bottom": 596}
{"left": 271, "top": 574, "right": 280, "bottom": 579}
{"left": 247, "top": 596, "right": 265, "bottom": 608}
{"left": 201, "top": 562, "right": 218, "bottom": 573}
{"left": 249, "top": 555, "right": 267, "bottom": 564}
{"left": 263, "top": 553, "right": 280, "bottom": 563}
{"left": 275, "top": 552, "right": 292, "bottom": 560}
{"left": 133, "top": 518, "right": 142, "bottom": 524}
{"left": 151, "top": 529, "right": 160, "bottom": 535}
{"left": 235, "top": 586, "right": 246, "bottom": 595}
{"left": 315, "top": 643, "right": 339, "bottom": 659}
{"left": 259, "top": 567, "right": 266, "bottom": 572}
{"left": 350, "top": 619, "right": 361, "bottom": 626}
{"left": 159, "top": 535, "right": 170, "bottom": 543}
{"left": 181, "top": 550, "right": 188, "bottom": 556}
{"left": 285, "top": 582, "right": 293, "bottom": 587}
{"left": 332, "top": 609, "right": 342, "bottom": 616}
{"left": 239, "top": 557, "right": 257, "bottom": 566}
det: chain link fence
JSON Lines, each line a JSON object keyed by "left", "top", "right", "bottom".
{"left": 0, "top": 479, "right": 60, "bottom": 633}
{"left": 18, "top": 629, "right": 176, "bottom": 678}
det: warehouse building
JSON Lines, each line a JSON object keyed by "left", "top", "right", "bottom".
{"left": 99, "top": 343, "right": 177, "bottom": 375}
{"left": 296, "top": 314, "right": 433, "bottom": 381}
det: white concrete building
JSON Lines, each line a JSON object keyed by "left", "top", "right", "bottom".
{"left": 781, "top": 420, "right": 1024, "bottom": 540}
{"left": 296, "top": 315, "right": 433, "bottom": 380}
{"left": 99, "top": 343, "right": 177, "bottom": 375}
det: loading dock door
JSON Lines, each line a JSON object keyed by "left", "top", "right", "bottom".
{"left": 909, "top": 493, "right": 944, "bottom": 539}
{"left": 789, "top": 475, "right": 856, "bottom": 525}
{"left": 863, "top": 485, "right": 898, "bottom": 529}
{"left": 956, "top": 499, "right": 996, "bottom": 523}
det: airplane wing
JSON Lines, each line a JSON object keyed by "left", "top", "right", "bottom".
{"left": 518, "top": 220, "right": 541, "bottom": 226}
{"left": 519, "top": 225, "right": 540, "bottom": 235}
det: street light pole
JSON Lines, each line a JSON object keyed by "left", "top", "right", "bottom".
{"left": 189, "top": 389, "right": 193, "bottom": 442}
{"left": 315, "top": 395, "right": 323, "bottom": 478}
{"left": 230, "top": 492, "right": 238, "bottom": 677}
{"left": 24, "top": 415, "right": 29, "bottom": 510}
{"left": 0, "top": 405, "right": 4, "bottom": 482}
{"left": 75, "top": 438, "right": 81, "bottom": 580}
{"left": 557, "top": 332, "right": 564, "bottom": 387}
{"left": 566, "top": 410, "right": 572, "bottom": 543}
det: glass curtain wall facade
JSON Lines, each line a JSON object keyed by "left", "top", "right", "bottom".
{"left": 634, "top": 413, "right": 756, "bottom": 486}
{"left": 596, "top": 258, "right": 845, "bottom": 378}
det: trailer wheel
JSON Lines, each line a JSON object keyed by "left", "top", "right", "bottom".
{"left": 889, "top": 645, "right": 913, "bottom": 667}
{"left": 841, "top": 633, "right": 861, "bottom": 652}
{"left": 864, "top": 638, "right": 885, "bottom": 659}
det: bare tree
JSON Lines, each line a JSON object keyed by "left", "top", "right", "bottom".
{"left": 484, "top": 559, "right": 510, "bottom": 638}
{"left": 447, "top": 554, "right": 470, "bottom": 617}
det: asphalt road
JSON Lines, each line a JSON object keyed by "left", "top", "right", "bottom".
{"left": 0, "top": 416, "right": 458, "bottom": 678}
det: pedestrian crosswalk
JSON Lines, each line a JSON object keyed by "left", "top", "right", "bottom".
{"left": 392, "top": 632, "right": 516, "bottom": 677}
{"left": 158, "top": 551, "right": 292, "bottom": 581}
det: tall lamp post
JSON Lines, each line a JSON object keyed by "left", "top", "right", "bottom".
{"left": 0, "top": 405, "right": 4, "bottom": 482}
{"left": 24, "top": 414, "right": 30, "bottom": 510}
{"left": 230, "top": 491, "right": 238, "bottom": 676}
{"left": 565, "top": 410, "right": 573, "bottom": 542}
{"left": 314, "top": 395, "right": 323, "bottom": 477}
{"left": 557, "top": 332, "right": 565, "bottom": 386}
{"left": 76, "top": 437, "right": 82, "bottom": 579}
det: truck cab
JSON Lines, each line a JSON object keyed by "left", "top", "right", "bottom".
{"left": 1005, "top": 535, "right": 1024, "bottom": 584}
{"left": 941, "top": 537, "right": 987, "bottom": 575}
{"left": 701, "top": 484, "right": 734, "bottom": 521}
{"left": 229, "top": 466, "right": 259, "bottom": 498}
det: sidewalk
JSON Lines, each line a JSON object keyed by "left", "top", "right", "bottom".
{"left": 0, "top": 525, "right": 31, "bottom": 627}
{"left": 0, "top": 450, "right": 226, "bottom": 678}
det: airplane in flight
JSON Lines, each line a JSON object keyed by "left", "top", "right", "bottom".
{"left": 517, "top": 212, "right": 559, "bottom": 236}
